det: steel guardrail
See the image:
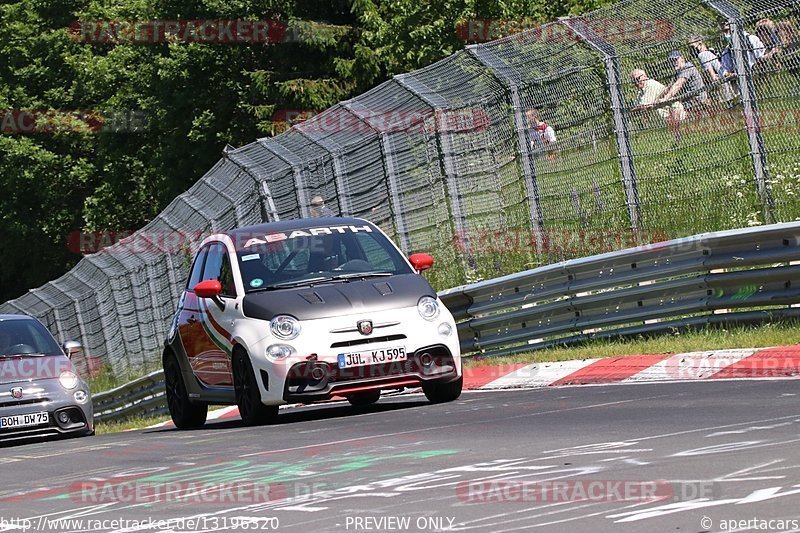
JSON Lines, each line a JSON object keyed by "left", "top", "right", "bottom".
{"left": 438, "top": 222, "right": 800, "bottom": 357}
{"left": 92, "top": 370, "right": 166, "bottom": 423}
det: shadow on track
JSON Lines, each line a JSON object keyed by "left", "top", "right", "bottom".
{"left": 143, "top": 397, "right": 433, "bottom": 434}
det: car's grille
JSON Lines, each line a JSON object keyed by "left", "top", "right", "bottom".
{"left": 330, "top": 334, "right": 406, "bottom": 349}
{"left": 0, "top": 398, "right": 48, "bottom": 408}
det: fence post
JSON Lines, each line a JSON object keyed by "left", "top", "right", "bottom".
{"left": 465, "top": 44, "right": 545, "bottom": 253}
{"left": 223, "top": 147, "right": 281, "bottom": 222}
{"left": 703, "top": 0, "right": 774, "bottom": 223}
{"left": 294, "top": 127, "right": 352, "bottom": 216}
{"left": 257, "top": 138, "right": 310, "bottom": 219}
{"left": 393, "top": 74, "right": 473, "bottom": 269}
{"left": 561, "top": 18, "right": 641, "bottom": 232}
{"left": 342, "top": 100, "right": 412, "bottom": 252}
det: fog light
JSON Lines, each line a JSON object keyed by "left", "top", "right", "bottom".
{"left": 420, "top": 352, "right": 434, "bottom": 367}
{"left": 74, "top": 390, "right": 88, "bottom": 403}
{"left": 266, "top": 344, "right": 294, "bottom": 361}
{"left": 310, "top": 365, "right": 326, "bottom": 381}
{"left": 438, "top": 322, "right": 453, "bottom": 337}
{"left": 57, "top": 411, "right": 70, "bottom": 424}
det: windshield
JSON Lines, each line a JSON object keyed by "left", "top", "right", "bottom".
{"left": 0, "top": 319, "right": 63, "bottom": 357}
{"left": 235, "top": 224, "right": 413, "bottom": 292}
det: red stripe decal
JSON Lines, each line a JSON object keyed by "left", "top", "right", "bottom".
{"left": 711, "top": 346, "right": 800, "bottom": 379}
{"left": 551, "top": 354, "right": 671, "bottom": 386}
{"left": 200, "top": 299, "right": 232, "bottom": 341}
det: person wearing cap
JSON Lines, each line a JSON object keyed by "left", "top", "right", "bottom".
{"left": 658, "top": 50, "right": 709, "bottom": 109}
{"left": 309, "top": 195, "right": 335, "bottom": 217}
{"left": 688, "top": 34, "right": 735, "bottom": 102}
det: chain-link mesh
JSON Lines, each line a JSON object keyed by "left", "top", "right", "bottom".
{"left": 1, "top": 0, "right": 797, "bottom": 381}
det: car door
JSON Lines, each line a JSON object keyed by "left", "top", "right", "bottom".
{"left": 179, "top": 243, "right": 237, "bottom": 387}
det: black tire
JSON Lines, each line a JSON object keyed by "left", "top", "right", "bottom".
{"left": 422, "top": 376, "right": 463, "bottom": 404}
{"left": 347, "top": 389, "right": 381, "bottom": 407}
{"left": 164, "top": 354, "right": 208, "bottom": 429}
{"left": 233, "top": 348, "right": 278, "bottom": 426}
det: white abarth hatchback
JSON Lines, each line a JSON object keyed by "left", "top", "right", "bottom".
{"left": 163, "top": 217, "right": 462, "bottom": 428}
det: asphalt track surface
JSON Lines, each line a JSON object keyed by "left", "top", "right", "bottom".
{"left": 2, "top": 380, "right": 800, "bottom": 533}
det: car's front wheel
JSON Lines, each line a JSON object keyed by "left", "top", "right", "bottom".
{"left": 233, "top": 348, "right": 278, "bottom": 426}
{"left": 347, "top": 389, "right": 381, "bottom": 407}
{"left": 164, "top": 353, "right": 208, "bottom": 429}
{"left": 422, "top": 376, "right": 463, "bottom": 404}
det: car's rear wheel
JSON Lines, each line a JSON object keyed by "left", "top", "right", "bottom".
{"left": 164, "top": 354, "right": 208, "bottom": 429}
{"left": 422, "top": 376, "right": 463, "bottom": 404}
{"left": 347, "top": 389, "right": 381, "bottom": 407}
{"left": 233, "top": 348, "right": 278, "bottom": 426}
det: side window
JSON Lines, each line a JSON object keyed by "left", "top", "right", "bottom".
{"left": 187, "top": 247, "right": 209, "bottom": 290}
{"left": 203, "top": 243, "right": 237, "bottom": 297}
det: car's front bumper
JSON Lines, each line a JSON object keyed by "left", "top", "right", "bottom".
{"left": 0, "top": 380, "right": 93, "bottom": 443}
{"left": 281, "top": 344, "right": 459, "bottom": 402}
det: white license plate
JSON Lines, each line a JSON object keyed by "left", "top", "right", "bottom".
{"left": 0, "top": 411, "right": 49, "bottom": 430}
{"left": 338, "top": 346, "right": 407, "bottom": 369}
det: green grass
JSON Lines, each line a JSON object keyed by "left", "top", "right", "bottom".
{"left": 94, "top": 413, "right": 172, "bottom": 435}
{"left": 87, "top": 359, "right": 162, "bottom": 394}
{"left": 462, "top": 320, "right": 800, "bottom": 368}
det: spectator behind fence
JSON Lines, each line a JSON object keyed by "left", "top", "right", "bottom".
{"left": 659, "top": 51, "right": 709, "bottom": 109}
{"left": 688, "top": 34, "right": 735, "bottom": 102}
{"left": 719, "top": 20, "right": 765, "bottom": 77}
{"left": 756, "top": 18, "right": 783, "bottom": 62}
{"left": 631, "top": 69, "right": 686, "bottom": 124}
{"left": 777, "top": 19, "right": 800, "bottom": 51}
{"left": 310, "top": 195, "right": 335, "bottom": 217}
{"left": 525, "top": 108, "right": 557, "bottom": 160}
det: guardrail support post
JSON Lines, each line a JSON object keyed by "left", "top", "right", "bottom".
{"left": 466, "top": 44, "right": 546, "bottom": 253}
{"left": 703, "top": 0, "right": 774, "bottom": 223}
{"left": 560, "top": 19, "right": 641, "bottom": 232}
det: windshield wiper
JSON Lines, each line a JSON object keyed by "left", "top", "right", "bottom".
{"left": 0, "top": 353, "right": 47, "bottom": 358}
{"left": 330, "top": 271, "right": 395, "bottom": 280}
{"left": 254, "top": 276, "right": 335, "bottom": 291}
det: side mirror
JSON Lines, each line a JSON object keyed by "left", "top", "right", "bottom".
{"left": 409, "top": 253, "right": 434, "bottom": 272}
{"left": 62, "top": 340, "right": 82, "bottom": 359}
{"left": 194, "top": 279, "right": 222, "bottom": 298}
{"left": 194, "top": 279, "right": 225, "bottom": 310}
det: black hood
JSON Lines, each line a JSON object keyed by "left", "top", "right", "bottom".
{"left": 241, "top": 274, "right": 436, "bottom": 321}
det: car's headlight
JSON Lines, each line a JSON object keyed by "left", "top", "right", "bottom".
{"left": 417, "top": 296, "right": 440, "bottom": 321}
{"left": 59, "top": 371, "right": 79, "bottom": 390}
{"left": 270, "top": 315, "right": 301, "bottom": 340}
{"left": 266, "top": 344, "right": 295, "bottom": 361}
